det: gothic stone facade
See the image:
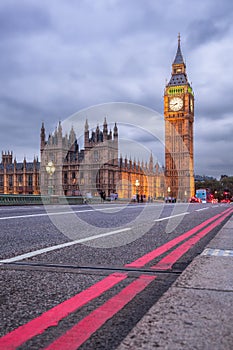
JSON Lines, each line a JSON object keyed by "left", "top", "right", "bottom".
{"left": 40, "top": 118, "right": 164, "bottom": 199}
{"left": 0, "top": 120, "right": 164, "bottom": 199}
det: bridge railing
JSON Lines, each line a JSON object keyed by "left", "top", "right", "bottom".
{"left": 0, "top": 194, "right": 114, "bottom": 206}
{"left": 0, "top": 194, "right": 153, "bottom": 206}
{"left": 0, "top": 194, "right": 47, "bottom": 206}
{"left": 0, "top": 194, "right": 85, "bottom": 206}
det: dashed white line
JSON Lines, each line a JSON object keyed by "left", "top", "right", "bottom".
{"left": 0, "top": 209, "right": 92, "bottom": 220}
{"left": 154, "top": 212, "right": 190, "bottom": 222}
{"left": 195, "top": 207, "right": 209, "bottom": 212}
{"left": 0, "top": 227, "right": 132, "bottom": 264}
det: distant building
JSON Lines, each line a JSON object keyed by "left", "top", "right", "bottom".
{"left": 0, "top": 151, "right": 40, "bottom": 195}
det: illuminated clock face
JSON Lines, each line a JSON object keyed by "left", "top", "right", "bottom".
{"left": 169, "top": 97, "right": 183, "bottom": 111}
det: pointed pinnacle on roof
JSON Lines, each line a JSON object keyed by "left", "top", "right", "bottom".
{"left": 85, "top": 118, "right": 89, "bottom": 132}
{"left": 173, "top": 33, "right": 184, "bottom": 65}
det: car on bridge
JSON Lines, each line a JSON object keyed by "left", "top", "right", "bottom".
{"left": 189, "top": 196, "right": 201, "bottom": 203}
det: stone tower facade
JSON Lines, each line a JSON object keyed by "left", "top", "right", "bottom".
{"left": 40, "top": 119, "right": 119, "bottom": 197}
{"left": 164, "top": 35, "right": 195, "bottom": 201}
{"left": 81, "top": 117, "right": 119, "bottom": 196}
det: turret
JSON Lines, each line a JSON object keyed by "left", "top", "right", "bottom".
{"left": 113, "top": 122, "right": 118, "bottom": 139}
{"left": 69, "top": 126, "right": 76, "bottom": 149}
{"left": 96, "top": 124, "right": 100, "bottom": 142}
{"left": 33, "top": 156, "right": 37, "bottom": 170}
{"left": 149, "top": 152, "right": 153, "bottom": 171}
{"left": 2, "top": 151, "right": 13, "bottom": 166}
{"left": 84, "top": 119, "right": 89, "bottom": 148}
{"left": 58, "top": 121, "right": 62, "bottom": 143}
{"left": 129, "top": 157, "right": 132, "bottom": 170}
{"left": 133, "top": 158, "right": 136, "bottom": 170}
{"left": 103, "top": 117, "right": 108, "bottom": 141}
{"left": 40, "top": 122, "right": 46, "bottom": 151}
{"left": 109, "top": 129, "right": 112, "bottom": 140}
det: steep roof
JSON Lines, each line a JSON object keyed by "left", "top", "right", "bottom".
{"left": 168, "top": 73, "right": 188, "bottom": 86}
{"left": 167, "top": 34, "right": 188, "bottom": 87}
{"left": 173, "top": 34, "right": 184, "bottom": 64}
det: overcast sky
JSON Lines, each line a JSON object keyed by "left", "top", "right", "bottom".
{"left": 0, "top": 0, "right": 233, "bottom": 178}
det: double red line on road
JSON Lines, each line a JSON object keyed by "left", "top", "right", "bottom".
{"left": 0, "top": 274, "right": 155, "bottom": 350}
{"left": 45, "top": 275, "right": 156, "bottom": 350}
{"left": 152, "top": 207, "right": 233, "bottom": 270}
{"left": 0, "top": 207, "right": 232, "bottom": 349}
{"left": 126, "top": 207, "right": 233, "bottom": 268}
{"left": 0, "top": 273, "right": 128, "bottom": 349}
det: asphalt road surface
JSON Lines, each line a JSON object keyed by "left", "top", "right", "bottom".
{"left": 0, "top": 201, "right": 232, "bottom": 349}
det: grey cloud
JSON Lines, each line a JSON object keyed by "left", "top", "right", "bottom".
{"left": 195, "top": 139, "right": 233, "bottom": 178}
{"left": 0, "top": 2, "right": 51, "bottom": 39}
{"left": 187, "top": 20, "right": 230, "bottom": 49}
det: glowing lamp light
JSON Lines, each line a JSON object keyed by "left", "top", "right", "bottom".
{"left": 46, "top": 161, "right": 56, "bottom": 176}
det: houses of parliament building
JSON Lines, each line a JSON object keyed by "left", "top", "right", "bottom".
{"left": 0, "top": 36, "right": 194, "bottom": 201}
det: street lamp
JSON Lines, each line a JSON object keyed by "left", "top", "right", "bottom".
{"left": 135, "top": 179, "right": 140, "bottom": 202}
{"left": 166, "top": 186, "right": 171, "bottom": 203}
{"left": 46, "top": 161, "right": 55, "bottom": 195}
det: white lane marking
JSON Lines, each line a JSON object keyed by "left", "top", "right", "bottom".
{"left": 0, "top": 204, "right": 160, "bottom": 221}
{"left": 195, "top": 208, "right": 209, "bottom": 212}
{"left": 0, "top": 209, "right": 93, "bottom": 220}
{"left": 0, "top": 227, "right": 132, "bottom": 264}
{"left": 0, "top": 206, "right": 128, "bottom": 221}
{"left": 154, "top": 212, "right": 190, "bottom": 222}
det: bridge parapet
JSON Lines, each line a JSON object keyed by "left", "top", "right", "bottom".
{"left": 0, "top": 195, "right": 85, "bottom": 206}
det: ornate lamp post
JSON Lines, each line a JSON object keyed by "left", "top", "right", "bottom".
{"left": 135, "top": 179, "right": 140, "bottom": 202}
{"left": 46, "top": 161, "right": 55, "bottom": 195}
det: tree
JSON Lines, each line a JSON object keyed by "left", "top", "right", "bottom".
{"left": 195, "top": 175, "right": 233, "bottom": 201}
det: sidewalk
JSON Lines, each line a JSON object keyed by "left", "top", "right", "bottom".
{"left": 118, "top": 213, "right": 233, "bottom": 350}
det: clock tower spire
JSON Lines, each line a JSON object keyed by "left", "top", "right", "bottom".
{"left": 164, "top": 35, "right": 195, "bottom": 201}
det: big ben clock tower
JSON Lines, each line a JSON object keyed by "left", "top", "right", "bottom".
{"left": 164, "top": 34, "right": 195, "bottom": 201}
